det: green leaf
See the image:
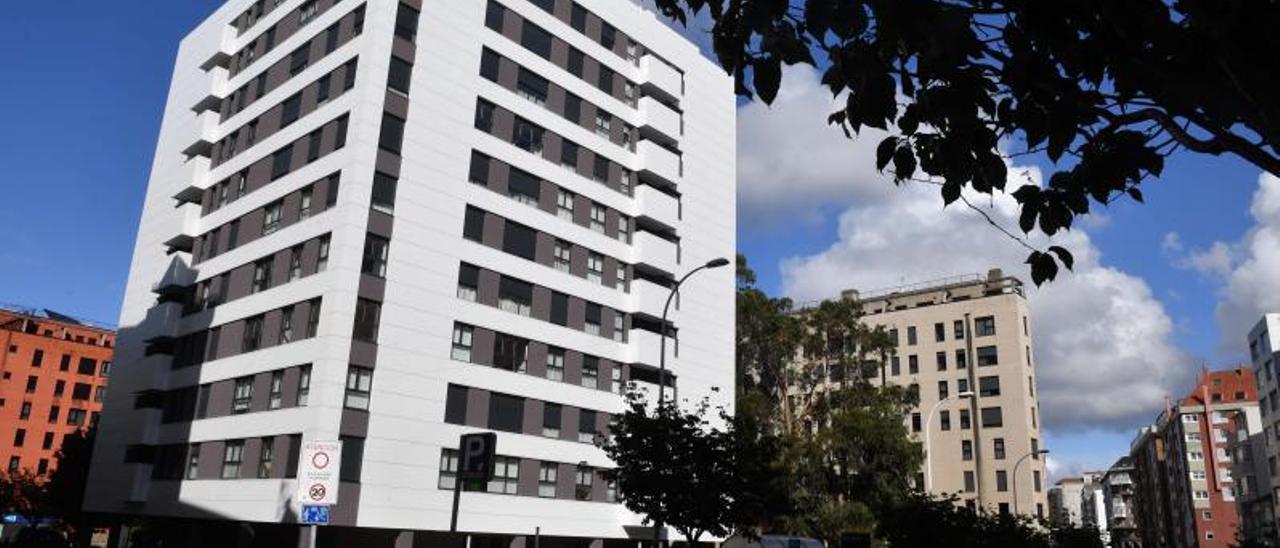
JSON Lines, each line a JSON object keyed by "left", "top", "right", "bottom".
{"left": 941, "top": 181, "right": 962, "bottom": 205}
{"left": 876, "top": 137, "right": 898, "bottom": 171}
{"left": 892, "top": 146, "right": 917, "bottom": 181}
{"left": 1127, "top": 187, "right": 1144, "bottom": 203}
{"left": 1048, "top": 246, "right": 1075, "bottom": 271}
{"left": 754, "top": 58, "right": 782, "bottom": 105}
{"left": 1025, "top": 251, "right": 1059, "bottom": 286}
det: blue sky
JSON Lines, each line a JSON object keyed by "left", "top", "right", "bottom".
{"left": 1, "top": 2, "right": 1273, "bottom": 478}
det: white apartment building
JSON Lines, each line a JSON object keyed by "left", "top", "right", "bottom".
{"left": 1247, "top": 313, "right": 1280, "bottom": 542}
{"left": 84, "top": 0, "right": 735, "bottom": 546}
{"left": 796, "top": 270, "right": 1048, "bottom": 518}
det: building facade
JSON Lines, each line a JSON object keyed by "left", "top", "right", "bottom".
{"left": 1229, "top": 401, "right": 1273, "bottom": 546}
{"left": 84, "top": 0, "right": 734, "bottom": 545}
{"left": 0, "top": 306, "right": 114, "bottom": 477}
{"left": 1102, "top": 457, "right": 1142, "bottom": 548}
{"left": 1248, "top": 313, "right": 1280, "bottom": 544}
{"left": 1130, "top": 368, "right": 1257, "bottom": 548}
{"left": 796, "top": 270, "right": 1048, "bottom": 517}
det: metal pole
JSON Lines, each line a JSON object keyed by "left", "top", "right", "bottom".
{"left": 1012, "top": 450, "right": 1047, "bottom": 515}
{"left": 534, "top": 526, "right": 540, "bottom": 548}
{"left": 450, "top": 479, "right": 463, "bottom": 533}
{"left": 309, "top": 525, "right": 316, "bottom": 548}
{"left": 924, "top": 392, "right": 973, "bottom": 493}
{"left": 653, "top": 260, "right": 726, "bottom": 548}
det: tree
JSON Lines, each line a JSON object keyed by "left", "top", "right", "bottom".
{"left": 651, "top": 0, "right": 1280, "bottom": 284}
{"left": 878, "top": 493, "right": 1104, "bottom": 548}
{"left": 46, "top": 427, "right": 96, "bottom": 542}
{"left": 0, "top": 470, "right": 43, "bottom": 519}
{"left": 735, "top": 254, "right": 805, "bottom": 435}
{"left": 599, "top": 394, "right": 740, "bottom": 545}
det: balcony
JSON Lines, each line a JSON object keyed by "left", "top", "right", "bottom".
{"left": 632, "top": 278, "right": 673, "bottom": 319}
{"left": 638, "top": 96, "right": 680, "bottom": 146}
{"left": 637, "top": 139, "right": 681, "bottom": 188}
{"left": 199, "top": 50, "right": 231, "bottom": 72}
{"left": 640, "top": 54, "right": 682, "bottom": 105}
{"left": 192, "top": 92, "right": 223, "bottom": 114}
{"left": 629, "top": 328, "right": 667, "bottom": 369}
{"left": 181, "top": 110, "right": 221, "bottom": 159}
{"left": 633, "top": 230, "right": 678, "bottom": 275}
{"left": 162, "top": 233, "right": 194, "bottom": 255}
{"left": 634, "top": 184, "right": 679, "bottom": 230}
{"left": 172, "top": 184, "right": 204, "bottom": 207}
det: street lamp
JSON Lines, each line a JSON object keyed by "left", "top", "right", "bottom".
{"left": 653, "top": 257, "right": 730, "bottom": 548}
{"left": 656, "top": 257, "right": 730, "bottom": 407}
{"left": 1012, "top": 449, "right": 1051, "bottom": 515}
{"left": 924, "top": 391, "right": 975, "bottom": 492}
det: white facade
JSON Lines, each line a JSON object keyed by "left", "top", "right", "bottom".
{"left": 1247, "top": 313, "right": 1280, "bottom": 541}
{"left": 86, "top": 0, "right": 735, "bottom": 544}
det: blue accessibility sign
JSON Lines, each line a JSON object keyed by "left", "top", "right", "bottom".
{"left": 301, "top": 505, "right": 330, "bottom": 525}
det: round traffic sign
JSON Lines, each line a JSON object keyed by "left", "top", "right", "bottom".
{"left": 309, "top": 483, "right": 327, "bottom": 501}
{"left": 312, "top": 451, "right": 330, "bottom": 469}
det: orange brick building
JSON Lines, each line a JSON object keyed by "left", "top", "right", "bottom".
{"left": 0, "top": 305, "right": 114, "bottom": 476}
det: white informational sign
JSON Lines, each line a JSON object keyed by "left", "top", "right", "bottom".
{"left": 296, "top": 440, "right": 343, "bottom": 506}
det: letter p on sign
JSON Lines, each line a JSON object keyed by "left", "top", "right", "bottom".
{"left": 457, "top": 433, "right": 496, "bottom": 482}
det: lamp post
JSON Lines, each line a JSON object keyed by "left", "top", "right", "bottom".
{"left": 653, "top": 257, "right": 729, "bottom": 548}
{"left": 924, "top": 391, "right": 975, "bottom": 492}
{"left": 1012, "top": 449, "right": 1051, "bottom": 515}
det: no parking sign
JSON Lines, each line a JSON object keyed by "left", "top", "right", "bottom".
{"left": 296, "top": 440, "right": 343, "bottom": 506}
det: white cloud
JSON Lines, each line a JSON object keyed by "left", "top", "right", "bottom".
{"left": 1211, "top": 173, "right": 1280, "bottom": 351}
{"left": 1161, "top": 232, "right": 1183, "bottom": 254}
{"left": 740, "top": 66, "right": 1197, "bottom": 432}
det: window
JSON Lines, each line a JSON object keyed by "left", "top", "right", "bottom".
{"left": 268, "top": 372, "right": 284, "bottom": 409}
{"left": 570, "top": 4, "right": 587, "bottom": 31}
{"left": 962, "top": 440, "right": 973, "bottom": 460}
{"left": 475, "top": 99, "right": 495, "bottom": 132}
{"left": 41, "top": 432, "right": 53, "bottom": 449}
{"left": 345, "top": 366, "right": 373, "bottom": 410}
{"left": 959, "top": 409, "right": 971, "bottom": 429}
{"left": 579, "top": 410, "right": 597, "bottom": 443}
{"left": 186, "top": 445, "right": 200, "bottom": 480}
{"left": 498, "top": 277, "right": 533, "bottom": 317}
{"left": 908, "top": 355, "right": 919, "bottom": 374}
{"left": 508, "top": 169, "right": 540, "bottom": 206}
{"left": 451, "top": 324, "right": 473, "bottom": 362}
{"left": 587, "top": 253, "right": 604, "bottom": 284}
{"left": 613, "top": 314, "right": 625, "bottom": 342}
{"left": 488, "top": 456, "right": 519, "bottom": 494}
{"left": 513, "top": 118, "right": 545, "bottom": 154}
{"left": 539, "top": 462, "right": 557, "bottom": 497}
{"left": 616, "top": 216, "right": 630, "bottom": 243}
{"left": 463, "top": 206, "right": 485, "bottom": 241}
{"left": 281, "top": 93, "right": 301, "bottom": 127}
{"left": 907, "top": 326, "right": 917, "bottom": 345}
{"left": 890, "top": 357, "right": 900, "bottom": 376}
{"left": 232, "top": 377, "right": 253, "bottom": 414}
{"left": 18, "top": 403, "right": 30, "bottom": 420}
{"left": 94, "top": 386, "right": 106, "bottom": 402}
{"left": 516, "top": 68, "right": 548, "bottom": 106}
{"left": 31, "top": 350, "right": 42, "bottom": 368}
{"left": 484, "top": 0, "right": 504, "bottom": 31}
{"left": 521, "top": 21, "right": 552, "bottom": 58}
{"left": 77, "top": 357, "right": 97, "bottom": 375}
{"left": 251, "top": 258, "right": 272, "bottom": 293}
{"left": 306, "top": 297, "right": 322, "bottom": 337}
{"left": 13, "top": 429, "right": 25, "bottom": 447}
{"left": 457, "top": 264, "right": 479, "bottom": 301}
{"left": 964, "top": 471, "right": 976, "bottom": 492}
{"left": 362, "top": 234, "right": 390, "bottom": 278}
{"left": 940, "top": 410, "right": 951, "bottom": 431}
{"left": 935, "top": 323, "right": 945, "bottom": 342}
{"left": 444, "top": 385, "right": 470, "bottom": 425}
{"left": 981, "top": 407, "right": 1004, "bottom": 428}
{"left": 975, "top": 316, "right": 996, "bottom": 336}
{"left": 298, "top": 0, "right": 317, "bottom": 24}
{"left": 493, "top": 333, "right": 528, "bottom": 373}
{"left": 996, "top": 470, "right": 1008, "bottom": 492}
{"left": 595, "top": 111, "right": 612, "bottom": 138}
{"left": 438, "top": 449, "right": 459, "bottom": 489}
{"left": 353, "top": 299, "right": 381, "bottom": 343}
{"left": 956, "top": 349, "right": 967, "bottom": 369}
{"left": 340, "top": 436, "right": 364, "bottom": 483}
{"left": 388, "top": 56, "right": 413, "bottom": 95}
{"left": 575, "top": 466, "right": 594, "bottom": 500}
{"left": 479, "top": 48, "right": 500, "bottom": 82}
{"left": 242, "top": 315, "right": 264, "bottom": 351}
{"left": 394, "top": 2, "right": 419, "bottom": 41}
{"left": 500, "top": 223, "right": 536, "bottom": 262}
{"left": 372, "top": 172, "right": 397, "bottom": 214}
{"left": 271, "top": 146, "right": 292, "bottom": 180}
{"left": 257, "top": 438, "right": 274, "bottom": 478}
{"left": 556, "top": 190, "right": 574, "bottom": 221}
{"left": 560, "top": 140, "right": 579, "bottom": 169}
{"left": 305, "top": 129, "right": 322, "bottom": 163}
{"left": 550, "top": 292, "right": 569, "bottom": 326}
{"left": 1033, "top": 470, "right": 1042, "bottom": 492}
{"left": 289, "top": 45, "right": 309, "bottom": 76}
{"left": 976, "top": 346, "right": 998, "bottom": 366}
{"left": 488, "top": 393, "right": 524, "bottom": 433}
{"left": 222, "top": 440, "right": 245, "bottom": 478}
{"left": 564, "top": 93, "right": 581, "bottom": 124}
{"left": 938, "top": 380, "right": 949, "bottom": 400}
{"left": 72, "top": 382, "right": 92, "bottom": 400}
{"left": 379, "top": 113, "right": 406, "bottom": 153}
{"left": 543, "top": 403, "right": 561, "bottom": 438}
{"left": 585, "top": 304, "right": 602, "bottom": 335}
{"left": 978, "top": 376, "right": 1001, "bottom": 397}
{"left": 994, "top": 438, "right": 1006, "bottom": 459}
{"left": 288, "top": 246, "right": 303, "bottom": 280}
{"left": 66, "top": 409, "right": 86, "bottom": 426}
{"left": 582, "top": 356, "right": 600, "bottom": 389}
{"left": 553, "top": 240, "right": 572, "bottom": 272}
{"left": 597, "top": 65, "right": 614, "bottom": 94}
{"left": 546, "top": 347, "right": 565, "bottom": 381}
{"left": 911, "top": 413, "right": 921, "bottom": 432}
{"left": 590, "top": 204, "right": 606, "bottom": 233}
{"left": 24, "top": 375, "right": 37, "bottom": 394}
{"left": 936, "top": 351, "right": 947, "bottom": 371}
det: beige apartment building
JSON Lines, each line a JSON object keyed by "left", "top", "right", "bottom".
{"left": 793, "top": 269, "right": 1048, "bottom": 517}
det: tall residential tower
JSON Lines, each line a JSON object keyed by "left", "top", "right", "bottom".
{"left": 85, "top": 0, "right": 735, "bottom": 545}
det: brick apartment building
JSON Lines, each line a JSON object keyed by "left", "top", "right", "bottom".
{"left": 1131, "top": 367, "right": 1258, "bottom": 548}
{"left": 0, "top": 305, "right": 114, "bottom": 476}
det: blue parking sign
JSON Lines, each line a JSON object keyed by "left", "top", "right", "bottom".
{"left": 301, "top": 505, "right": 330, "bottom": 525}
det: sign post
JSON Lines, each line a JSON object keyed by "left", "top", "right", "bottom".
{"left": 450, "top": 433, "right": 496, "bottom": 534}
{"left": 296, "top": 440, "right": 342, "bottom": 547}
